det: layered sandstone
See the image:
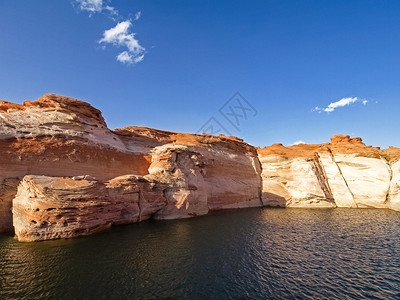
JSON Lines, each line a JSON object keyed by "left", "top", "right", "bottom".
{"left": 12, "top": 175, "right": 166, "bottom": 241}
{"left": 1, "top": 94, "right": 400, "bottom": 242}
{"left": 116, "top": 127, "right": 262, "bottom": 211}
{"left": 1, "top": 94, "right": 261, "bottom": 239}
{"left": 388, "top": 160, "right": 400, "bottom": 211}
{"left": 258, "top": 135, "right": 400, "bottom": 209}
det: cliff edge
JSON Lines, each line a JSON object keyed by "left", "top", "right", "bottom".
{"left": 1, "top": 94, "right": 399, "bottom": 241}
{"left": 258, "top": 135, "right": 400, "bottom": 210}
{"left": 0, "top": 94, "right": 261, "bottom": 240}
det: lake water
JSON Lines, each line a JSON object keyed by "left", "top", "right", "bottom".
{"left": 1, "top": 208, "right": 400, "bottom": 299}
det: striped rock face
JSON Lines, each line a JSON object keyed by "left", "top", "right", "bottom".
{"left": 2, "top": 94, "right": 400, "bottom": 241}
{"left": 257, "top": 135, "right": 400, "bottom": 210}
{"left": 1, "top": 94, "right": 262, "bottom": 238}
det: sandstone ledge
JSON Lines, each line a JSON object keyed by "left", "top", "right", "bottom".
{"left": 257, "top": 135, "right": 400, "bottom": 210}
{"left": 1, "top": 94, "right": 400, "bottom": 241}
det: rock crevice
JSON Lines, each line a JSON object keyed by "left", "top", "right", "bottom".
{"left": 311, "top": 152, "right": 335, "bottom": 204}
{"left": 1, "top": 96, "right": 400, "bottom": 241}
{"left": 258, "top": 135, "right": 399, "bottom": 210}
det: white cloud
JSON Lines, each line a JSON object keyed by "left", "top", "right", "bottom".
{"left": 75, "top": 0, "right": 117, "bottom": 16}
{"left": 291, "top": 141, "right": 305, "bottom": 146}
{"left": 99, "top": 20, "right": 145, "bottom": 65}
{"left": 324, "top": 97, "right": 358, "bottom": 112}
{"left": 134, "top": 11, "right": 141, "bottom": 21}
{"left": 74, "top": 1, "right": 146, "bottom": 65}
{"left": 133, "top": 54, "right": 145, "bottom": 63}
{"left": 314, "top": 97, "right": 368, "bottom": 113}
{"left": 116, "top": 51, "right": 133, "bottom": 64}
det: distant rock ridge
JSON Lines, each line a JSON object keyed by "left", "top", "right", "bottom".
{"left": 258, "top": 134, "right": 386, "bottom": 159}
{"left": 0, "top": 94, "right": 399, "bottom": 241}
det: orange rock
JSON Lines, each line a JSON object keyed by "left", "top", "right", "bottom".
{"left": 1, "top": 94, "right": 262, "bottom": 237}
{"left": 258, "top": 134, "right": 384, "bottom": 159}
{"left": 3, "top": 94, "right": 400, "bottom": 240}
{"left": 0, "top": 101, "right": 25, "bottom": 112}
{"left": 12, "top": 175, "right": 167, "bottom": 241}
{"left": 24, "top": 94, "right": 106, "bottom": 125}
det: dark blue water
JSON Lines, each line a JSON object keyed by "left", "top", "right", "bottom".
{"left": 1, "top": 208, "right": 400, "bottom": 299}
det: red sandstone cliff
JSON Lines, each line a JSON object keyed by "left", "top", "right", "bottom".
{"left": 0, "top": 94, "right": 261, "bottom": 240}
{"left": 1, "top": 94, "right": 400, "bottom": 241}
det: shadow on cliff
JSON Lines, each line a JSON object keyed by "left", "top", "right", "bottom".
{"left": 261, "top": 192, "right": 287, "bottom": 208}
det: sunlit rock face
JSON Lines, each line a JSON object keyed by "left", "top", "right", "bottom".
{"left": 0, "top": 94, "right": 152, "bottom": 180}
{"left": 388, "top": 160, "right": 400, "bottom": 212}
{"left": 258, "top": 155, "right": 335, "bottom": 208}
{"left": 199, "top": 147, "right": 262, "bottom": 210}
{"left": 329, "top": 154, "right": 390, "bottom": 208}
{"left": 12, "top": 175, "right": 166, "bottom": 241}
{"left": 1, "top": 94, "right": 262, "bottom": 239}
{"left": 147, "top": 144, "right": 209, "bottom": 220}
{"left": 2, "top": 94, "right": 400, "bottom": 241}
{"left": 0, "top": 94, "right": 152, "bottom": 232}
{"left": 258, "top": 135, "right": 400, "bottom": 209}
{"left": 117, "top": 127, "right": 263, "bottom": 211}
{"left": 12, "top": 136, "right": 262, "bottom": 241}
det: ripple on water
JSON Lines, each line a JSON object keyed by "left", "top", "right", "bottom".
{"left": 1, "top": 208, "right": 400, "bottom": 299}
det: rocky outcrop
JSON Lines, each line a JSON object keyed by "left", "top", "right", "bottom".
{"left": 2, "top": 94, "right": 400, "bottom": 241}
{"left": 147, "top": 144, "right": 209, "bottom": 220}
{"left": 0, "top": 178, "right": 20, "bottom": 232}
{"left": 0, "top": 95, "right": 147, "bottom": 232}
{"left": 12, "top": 175, "right": 166, "bottom": 241}
{"left": 117, "top": 127, "right": 262, "bottom": 211}
{"left": 258, "top": 135, "right": 400, "bottom": 210}
{"left": 1, "top": 94, "right": 261, "bottom": 240}
{"left": 0, "top": 94, "right": 152, "bottom": 182}
{"left": 388, "top": 160, "right": 400, "bottom": 211}
{"left": 259, "top": 154, "right": 336, "bottom": 208}
{"left": 12, "top": 140, "right": 261, "bottom": 241}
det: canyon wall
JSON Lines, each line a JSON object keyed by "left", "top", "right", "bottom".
{"left": 0, "top": 94, "right": 261, "bottom": 240}
{"left": 258, "top": 135, "right": 400, "bottom": 210}
{"left": 1, "top": 94, "right": 400, "bottom": 241}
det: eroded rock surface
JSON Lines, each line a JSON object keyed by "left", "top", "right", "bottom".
{"left": 12, "top": 175, "right": 166, "bottom": 241}
{"left": 259, "top": 154, "right": 335, "bottom": 208}
{"left": 0, "top": 178, "right": 20, "bottom": 232}
{"left": 116, "top": 127, "right": 263, "bottom": 210}
{"left": 147, "top": 145, "right": 208, "bottom": 220}
{"left": 388, "top": 160, "right": 400, "bottom": 211}
{"left": 2, "top": 94, "right": 400, "bottom": 241}
{"left": 2, "top": 94, "right": 262, "bottom": 239}
{"left": 258, "top": 135, "right": 400, "bottom": 209}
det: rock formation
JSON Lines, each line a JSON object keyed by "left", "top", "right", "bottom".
{"left": 12, "top": 175, "right": 166, "bottom": 241}
{"left": 257, "top": 135, "right": 399, "bottom": 209}
{"left": 1, "top": 94, "right": 399, "bottom": 241}
{"left": 0, "top": 94, "right": 261, "bottom": 240}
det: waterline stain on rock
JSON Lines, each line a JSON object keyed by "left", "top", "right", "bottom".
{"left": 0, "top": 95, "right": 399, "bottom": 241}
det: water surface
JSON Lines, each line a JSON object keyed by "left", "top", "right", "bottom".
{"left": 1, "top": 208, "right": 400, "bottom": 299}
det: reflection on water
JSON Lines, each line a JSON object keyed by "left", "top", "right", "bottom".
{"left": 1, "top": 208, "right": 400, "bottom": 299}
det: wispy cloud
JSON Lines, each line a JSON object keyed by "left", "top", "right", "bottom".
{"left": 75, "top": 0, "right": 117, "bottom": 16}
{"left": 134, "top": 11, "right": 141, "bottom": 21}
{"left": 99, "top": 20, "right": 145, "bottom": 65}
{"left": 291, "top": 141, "right": 305, "bottom": 146}
{"left": 314, "top": 97, "right": 368, "bottom": 113}
{"left": 116, "top": 51, "right": 133, "bottom": 64}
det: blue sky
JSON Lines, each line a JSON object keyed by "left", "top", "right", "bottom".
{"left": 1, "top": 0, "right": 399, "bottom": 148}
